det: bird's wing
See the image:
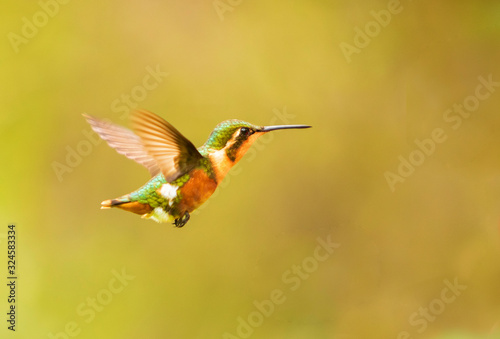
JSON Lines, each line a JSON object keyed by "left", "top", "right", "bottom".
{"left": 83, "top": 114, "right": 161, "bottom": 177}
{"left": 131, "top": 109, "right": 203, "bottom": 182}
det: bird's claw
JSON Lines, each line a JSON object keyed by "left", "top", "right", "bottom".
{"left": 174, "top": 212, "right": 190, "bottom": 228}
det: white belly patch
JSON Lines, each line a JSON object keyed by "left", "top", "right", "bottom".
{"left": 159, "top": 184, "right": 179, "bottom": 206}
{"left": 143, "top": 207, "right": 175, "bottom": 223}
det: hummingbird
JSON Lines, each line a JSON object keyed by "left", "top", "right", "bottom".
{"left": 83, "top": 110, "right": 311, "bottom": 227}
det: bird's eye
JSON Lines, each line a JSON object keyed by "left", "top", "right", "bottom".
{"left": 240, "top": 127, "right": 253, "bottom": 136}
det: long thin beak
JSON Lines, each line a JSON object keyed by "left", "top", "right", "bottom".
{"left": 260, "top": 124, "right": 312, "bottom": 132}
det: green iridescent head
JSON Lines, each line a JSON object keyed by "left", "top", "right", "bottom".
{"left": 199, "top": 119, "right": 311, "bottom": 159}
{"left": 202, "top": 120, "right": 260, "bottom": 151}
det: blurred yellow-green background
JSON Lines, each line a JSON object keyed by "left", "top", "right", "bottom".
{"left": 1, "top": 1, "right": 500, "bottom": 338}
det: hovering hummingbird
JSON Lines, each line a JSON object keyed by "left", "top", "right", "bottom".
{"left": 83, "top": 110, "right": 311, "bottom": 227}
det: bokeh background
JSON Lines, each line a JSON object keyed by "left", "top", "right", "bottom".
{"left": 1, "top": 1, "right": 500, "bottom": 338}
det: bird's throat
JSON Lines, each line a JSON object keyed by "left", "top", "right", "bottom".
{"left": 209, "top": 149, "right": 236, "bottom": 183}
{"left": 208, "top": 132, "right": 262, "bottom": 183}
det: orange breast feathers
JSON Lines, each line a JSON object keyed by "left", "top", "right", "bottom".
{"left": 178, "top": 169, "right": 218, "bottom": 212}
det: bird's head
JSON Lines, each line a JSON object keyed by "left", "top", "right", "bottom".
{"left": 201, "top": 119, "right": 311, "bottom": 182}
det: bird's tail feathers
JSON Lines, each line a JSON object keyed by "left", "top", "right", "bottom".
{"left": 100, "top": 195, "right": 152, "bottom": 215}
{"left": 101, "top": 196, "right": 131, "bottom": 209}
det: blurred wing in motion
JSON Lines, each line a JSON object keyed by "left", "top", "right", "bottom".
{"left": 83, "top": 114, "right": 161, "bottom": 177}
{"left": 131, "top": 109, "right": 203, "bottom": 182}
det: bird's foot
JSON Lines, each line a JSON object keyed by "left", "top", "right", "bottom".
{"left": 174, "top": 212, "right": 190, "bottom": 228}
